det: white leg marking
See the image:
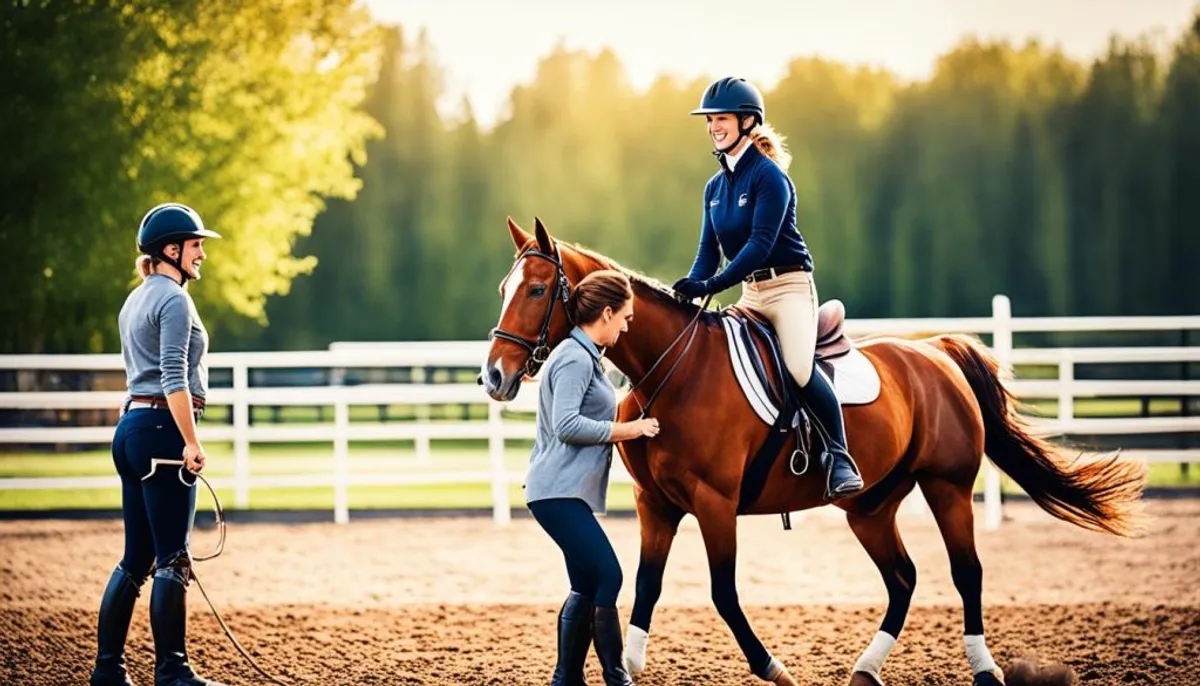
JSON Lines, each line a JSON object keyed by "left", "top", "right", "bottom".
{"left": 853, "top": 631, "right": 896, "bottom": 681}
{"left": 964, "top": 634, "right": 999, "bottom": 675}
{"left": 623, "top": 625, "right": 648, "bottom": 676}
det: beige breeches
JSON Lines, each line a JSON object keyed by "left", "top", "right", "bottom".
{"left": 737, "top": 270, "right": 819, "bottom": 387}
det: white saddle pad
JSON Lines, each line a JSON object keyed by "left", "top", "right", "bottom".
{"left": 720, "top": 317, "right": 882, "bottom": 426}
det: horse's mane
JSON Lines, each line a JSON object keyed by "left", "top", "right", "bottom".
{"left": 562, "top": 241, "right": 718, "bottom": 323}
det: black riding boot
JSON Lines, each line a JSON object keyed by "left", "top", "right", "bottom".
{"left": 90, "top": 565, "right": 145, "bottom": 686}
{"left": 591, "top": 606, "right": 633, "bottom": 686}
{"left": 552, "top": 592, "right": 593, "bottom": 686}
{"left": 150, "top": 566, "right": 225, "bottom": 686}
{"left": 801, "top": 366, "right": 864, "bottom": 500}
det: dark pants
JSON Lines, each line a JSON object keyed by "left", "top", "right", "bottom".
{"left": 528, "top": 497, "right": 623, "bottom": 608}
{"left": 111, "top": 408, "right": 197, "bottom": 577}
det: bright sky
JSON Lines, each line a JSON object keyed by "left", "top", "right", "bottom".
{"left": 362, "top": 0, "right": 1197, "bottom": 128}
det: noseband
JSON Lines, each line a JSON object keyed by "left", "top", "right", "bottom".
{"left": 490, "top": 248, "right": 573, "bottom": 378}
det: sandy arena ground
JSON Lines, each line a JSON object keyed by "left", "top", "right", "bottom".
{"left": 2, "top": 499, "right": 1198, "bottom": 685}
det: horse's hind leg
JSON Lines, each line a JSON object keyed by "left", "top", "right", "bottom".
{"left": 623, "top": 491, "right": 685, "bottom": 677}
{"left": 846, "top": 496, "right": 917, "bottom": 686}
{"left": 919, "top": 475, "right": 1006, "bottom": 686}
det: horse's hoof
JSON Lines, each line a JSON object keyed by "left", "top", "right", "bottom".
{"left": 973, "top": 669, "right": 1005, "bottom": 686}
{"left": 849, "top": 670, "right": 885, "bottom": 686}
{"left": 772, "top": 666, "right": 800, "bottom": 686}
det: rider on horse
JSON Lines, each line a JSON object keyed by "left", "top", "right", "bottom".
{"left": 671, "top": 77, "right": 864, "bottom": 500}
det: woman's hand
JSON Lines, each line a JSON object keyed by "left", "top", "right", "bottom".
{"left": 183, "top": 442, "right": 206, "bottom": 473}
{"left": 635, "top": 418, "right": 660, "bottom": 438}
{"left": 609, "top": 417, "right": 662, "bottom": 442}
{"left": 671, "top": 277, "right": 709, "bottom": 300}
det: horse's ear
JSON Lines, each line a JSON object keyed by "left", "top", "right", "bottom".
{"left": 534, "top": 216, "right": 554, "bottom": 255}
{"left": 507, "top": 216, "right": 531, "bottom": 250}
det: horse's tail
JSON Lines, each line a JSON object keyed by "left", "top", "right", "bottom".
{"left": 932, "top": 334, "right": 1146, "bottom": 537}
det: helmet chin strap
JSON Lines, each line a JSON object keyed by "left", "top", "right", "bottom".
{"left": 712, "top": 116, "right": 757, "bottom": 156}
{"left": 156, "top": 241, "right": 192, "bottom": 285}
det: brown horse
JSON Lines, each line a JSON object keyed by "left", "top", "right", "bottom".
{"left": 483, "top": 218, "right": 1146, "bottom": 686}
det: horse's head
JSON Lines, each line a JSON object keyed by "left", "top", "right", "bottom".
{"left": 481, "top": 217, "right": 579, "bottom": 401}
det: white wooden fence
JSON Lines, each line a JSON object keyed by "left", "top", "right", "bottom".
{"left": 1, "top": 296, "right": 1197, "bottom": 529}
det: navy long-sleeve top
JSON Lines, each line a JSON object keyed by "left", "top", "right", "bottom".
{"left": 685, "top": 142, "right": 813, "bottom": 293}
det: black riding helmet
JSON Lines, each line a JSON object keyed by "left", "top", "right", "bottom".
{"left": 136, "top": 203, "right": 220, "bottom": 283}
{"left": 690, "top": 77, "right": 765, "bottom": 154}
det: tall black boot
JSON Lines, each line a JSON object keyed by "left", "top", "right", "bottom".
{"left": 801, "top": 366, "right": 864, "bottom": 500}
{"left": 552, "top": 592, "right": 593, "bottom": 686}
{"left": 149, "top": 566, "right": 225, "bottom": 686}
{"left": 591, "top": 606, "right": 633, "bottom": 686}
{"left": 90, "top": 565, "right": 145, "bottom": 686}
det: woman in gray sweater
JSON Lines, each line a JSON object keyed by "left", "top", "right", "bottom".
{"left": 525, "top": 270, "right": 659, "bottom": 686}
{"left": 90, "top": 203, "right": 223, "bottom": 686}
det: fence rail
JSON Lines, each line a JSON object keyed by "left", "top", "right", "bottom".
{"left": 2, "top": 295, "right": 1197, "bottom": 529}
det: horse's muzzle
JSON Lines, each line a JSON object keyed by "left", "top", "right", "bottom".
{"left": 480, "top": 364, "right": 521, "bottom": 402}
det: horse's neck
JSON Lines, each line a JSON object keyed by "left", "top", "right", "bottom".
{"left": 605, "top": 282, "right": 697, "bottom": 389}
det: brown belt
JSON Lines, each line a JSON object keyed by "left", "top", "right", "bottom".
{"left": 128, "top": 394, "right": 206, "bottom": 411}
{"left": 744, "top": 264, "right": 809, "bottom": 284}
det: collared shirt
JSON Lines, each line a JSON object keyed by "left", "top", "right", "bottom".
{"left": 722, "top": 137, "right": 753, "bottom": 172}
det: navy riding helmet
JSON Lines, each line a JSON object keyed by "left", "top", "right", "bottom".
{"left": 690, "top": 77, "right": 766, "bottom": 154}
{"left": 136, "top": 203, "right": 221, "bottom": 282}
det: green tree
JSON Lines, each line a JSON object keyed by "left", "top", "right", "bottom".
{"left": 1062, "top": 37, "right": 1165, "bottom": 315}
{"left": 259, "top": 25, "right": 450, "bottom": 346}
{"left": 1160, "top": 12, "right": 1200, "bottom": 315}
{"left": 0, "top": 0, "right": 381, "bottom": 352}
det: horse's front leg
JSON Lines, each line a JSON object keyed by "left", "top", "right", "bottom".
{"left": 694, "top": 487, "right": 799, "bottom": 685}
{"left": 624, "top": 487, "right": 685, "bottom": 676}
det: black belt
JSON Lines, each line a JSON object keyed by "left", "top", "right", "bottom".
{"left": 744, "top": 264, "right": 809, "bottom": 284}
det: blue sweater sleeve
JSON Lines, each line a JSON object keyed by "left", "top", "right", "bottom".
{"left": 158, "top": 292, "right": 191, "bottom": 395}
{"left": 550, "top": 355, "right": 613, "bottom": 445}
{"left": 687, "top": 182, "right": 721, "bottom": 281}
{"left": 705, "top": 169, "right": 790, "bottom": 293}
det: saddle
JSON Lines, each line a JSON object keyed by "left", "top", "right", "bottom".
{"left": 718, "top": 299, "right": 881, "bottom": 526}
{"left": 726, "top": 300, "right": 852, "bottom": 411}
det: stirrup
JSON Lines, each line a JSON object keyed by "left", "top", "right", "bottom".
{"left": 789, "top": 449, "right": 809, "bottom": 476}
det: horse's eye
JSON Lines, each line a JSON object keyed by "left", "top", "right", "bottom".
{"left": 529, "top": 284, "right": 547, "bottom": 298}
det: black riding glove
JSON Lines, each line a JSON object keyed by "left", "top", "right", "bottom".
{"left": 672, "top": 277, "right": 709, "bottom": 300}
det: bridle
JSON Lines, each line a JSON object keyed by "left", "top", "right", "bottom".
{"left": 489, "top": 247, "right": 573, "bottom": 378}
{"left": 489, "top": 246, "right": 712, "bottom": 419}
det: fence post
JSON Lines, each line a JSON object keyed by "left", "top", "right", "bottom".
{"left": 985, "top": 295, "right": 1011, "bottom": 531}
{"left": 333, "top": 390, "right": 350, "bottom": 524}
{"left": 232, "top": 361, "right": 250, "bottom": 509}
{"left": 1057, "top": 356, "right": 1075, "bottom": 424}
{"left": 488, "top": 401, "right": 511, "bottom": 526}
{"left": 413, "top": 366, "right": 431, "bottom": 464}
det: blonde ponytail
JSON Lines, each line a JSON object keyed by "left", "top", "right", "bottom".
{"left": 135, "top": 255, "right": 157, "bottom": 279}
{"left": 750, "top": 121, "right": 792, "bottom": 171}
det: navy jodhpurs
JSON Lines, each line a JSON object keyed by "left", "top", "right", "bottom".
{"left": 528, "top": 497, "right": 623, "bottom": 608}
{"left": 111, "top": 408, "right": 197, "bottom": 579}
